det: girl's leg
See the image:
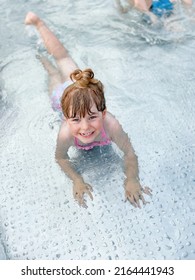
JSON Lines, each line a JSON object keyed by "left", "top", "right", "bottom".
{"left": 25, "top": 12, "right": 78, "bottom": 81}
{"left": 37, "top": 55, "right": 62, "bottom": 96}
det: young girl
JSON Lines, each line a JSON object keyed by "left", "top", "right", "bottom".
{"left": 25, "top": 12, "right": 151, "bottom": 208}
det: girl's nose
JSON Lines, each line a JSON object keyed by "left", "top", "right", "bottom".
{"left": 80, "top": 119, "right": 89, "bottom": 130}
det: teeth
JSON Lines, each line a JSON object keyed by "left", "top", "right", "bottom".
{"left": 81, "top": 131, "right": 92, "bottom": 136}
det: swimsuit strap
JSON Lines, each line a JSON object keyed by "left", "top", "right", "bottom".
{"left": 74, "top": 127, "right": 111, "bottom": 151}
{"left": 101, "top": 127, "right": 108, "bottom": 138}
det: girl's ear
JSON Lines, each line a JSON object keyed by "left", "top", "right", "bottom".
{"left": 102, "top": 109, "right": 107, "bottom": 118}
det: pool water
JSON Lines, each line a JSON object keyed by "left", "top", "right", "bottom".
{"left": 0, "top": 0, "right": 195, "bottom": 260}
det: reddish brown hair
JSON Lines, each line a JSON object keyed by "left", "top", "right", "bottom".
{"left": 61, "top": 69, "right": 106, "bottom": 118}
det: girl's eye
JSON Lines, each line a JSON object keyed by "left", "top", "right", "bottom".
{"left": 89, "top": 115, "right": 97, "bottom": 120}
{"left": 72, "top": 118, "right": 80, "bottom": 122}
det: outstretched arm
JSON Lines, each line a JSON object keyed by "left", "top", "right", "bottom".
{"left": 55, "top": 123, "right": 93, "bottom": 207}
{"left": 106, "top": 113, "right": 152, "bottom": 208}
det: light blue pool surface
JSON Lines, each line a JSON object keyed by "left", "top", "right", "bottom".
{"left": 0, "top": 0, "right": 195, "bottom": 260}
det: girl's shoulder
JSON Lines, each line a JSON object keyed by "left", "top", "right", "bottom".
{"left": 104, "top": 111, "right": 129, "bottom": 147}
{"left": 104, "top": 111, "right": 120, "bottom": 126}
{"left": 57, "top": 120, "right": 74, "bottom": 144}
{"left": 104, "top": 111, "right": 122, "bottom": 138}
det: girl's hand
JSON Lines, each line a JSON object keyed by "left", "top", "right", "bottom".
{"left": 124, "top": 179, "right": 152, "bottom": 208}
{"left": 73, "top": 180, "right": 93, "bottom": 208}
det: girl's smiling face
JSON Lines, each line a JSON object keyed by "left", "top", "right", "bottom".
{"left": 66, "top": 103, "right": 106, "bottom": 144}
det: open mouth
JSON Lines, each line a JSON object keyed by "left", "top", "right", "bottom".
{"left": 80, "top": 131, "right": 95, "bottom": 138}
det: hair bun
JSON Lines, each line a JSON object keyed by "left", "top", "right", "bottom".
{"left": 70, "top": 68, "right": 99, "bottom": 87}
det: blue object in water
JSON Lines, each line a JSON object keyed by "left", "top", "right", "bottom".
{"left": 150, "top": 0, "right": 174, "bottom": 17}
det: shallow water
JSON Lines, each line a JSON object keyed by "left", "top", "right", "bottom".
{"left": 0, "top": 0, "right": 195, "bottom": 260}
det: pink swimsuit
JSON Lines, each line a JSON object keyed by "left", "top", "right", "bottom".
{"left": 74, "top": 128, "right": 111, "bottom": 150}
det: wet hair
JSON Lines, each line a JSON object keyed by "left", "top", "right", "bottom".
{"left": 61, "top": 69, "right": 106, "bottom": 119}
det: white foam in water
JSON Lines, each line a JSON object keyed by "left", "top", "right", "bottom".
{"left": 0, "top": 0, "right": 195, "bottom": 260}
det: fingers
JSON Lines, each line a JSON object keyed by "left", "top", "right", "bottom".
{"left": 85, "top": 184, "right": 93, "bottom": 200}
{"left": 125, "top": 190, "right": 150, "bottom": 208}
{"left": 142, "top": 186, "right": 152, "bottom": 196}
{"left": 86, "top": 189, "right": 93, "bottom": 201}
{"left": 125, "top": 192, "right": 139, "bottom": 208}
{"left": 74, "top": 192, "right": 87, "bottom": 208}
{"left": 86, "top": 184, "right": 93, "bottom": 192}
{"left": 79, "top": 199, "right": 88, "bottom": 209}
{"left": 133, "top": 193, "right": 141, "bottom": 208}
{"left": 135, "top": 196, "right": 141, "bottom": 208}
{"left": 139, "top": 193, "right": 147, "bottom": 205}
{"left": 73, "top": 184, "right": 93, "bottom": 208}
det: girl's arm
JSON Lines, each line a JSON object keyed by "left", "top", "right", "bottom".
{"left": 55, "top": 123, "right": 93, "bottom": 207}
{"left": 106, "top": 113, "right": 151, "bottom": 208}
